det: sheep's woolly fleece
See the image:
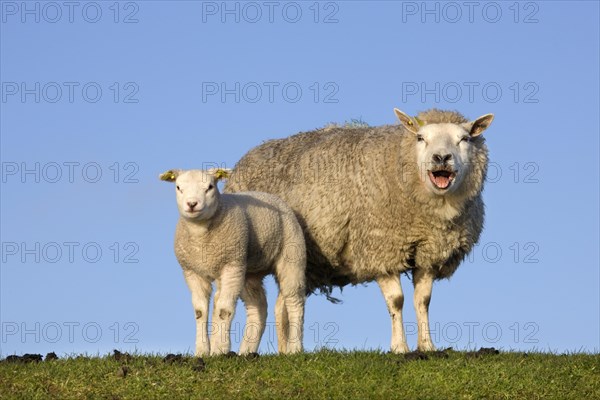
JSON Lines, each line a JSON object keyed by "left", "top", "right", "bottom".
{"left": 225, "top": 109, "right": 489, "bottom": 299}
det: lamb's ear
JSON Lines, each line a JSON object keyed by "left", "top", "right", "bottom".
{"left": 464, "top": 114, "right": 494, "bottom": 137}
{"left": 159, "top": 169, "right": 181, "bottom": 182}
{"left": 210, "top": 168, "right": 232, "bottom": 182}
{"left": 394, "top": 108, "right": 420, "bottom": 134}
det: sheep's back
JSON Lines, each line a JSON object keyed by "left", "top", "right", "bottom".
{"left": 226, "top": 126, "right": 411, "bottom": 288}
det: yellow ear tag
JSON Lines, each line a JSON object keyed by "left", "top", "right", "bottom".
{"left": 407, "top": 120, "right": 414, "bottom": 126}
{"left": 414, "top": 117, "right": 425, "bottom": 127}
{"left": 160, "top": 171, "right": 176, "bottom": 181}
{"left": 214, "top": 169, "right": 230, "bottom": 180}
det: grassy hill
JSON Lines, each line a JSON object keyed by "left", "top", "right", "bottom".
{"left": 1, "top": 349, "right": 598, "bottom": 399}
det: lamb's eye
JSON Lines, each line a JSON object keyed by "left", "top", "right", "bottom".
{"left": 176, "top": 185, "right": 181, "bottom": 192}
{"left": 206, "top": 184, "right": 214, "bottom": 192}
{"left": 416, "top": 135, "right": 425, "bottom": 142}
{"left": 459, "top": 136, "right": 471, "bottom": 144}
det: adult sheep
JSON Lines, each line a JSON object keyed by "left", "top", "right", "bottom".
{"left": 225, "top": 108, "right": 494, "bottom": 353}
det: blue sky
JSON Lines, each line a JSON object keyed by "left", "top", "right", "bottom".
{"left": 1, "top": 1, "right": 598, "bottom": 356}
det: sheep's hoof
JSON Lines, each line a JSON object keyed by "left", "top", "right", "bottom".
{"left": 391, "top": 344, "right": 410, "bottom": 354}
{"left": 224, "top": 351, "right": 237, "bottom": 358}
{"left": 417, "top": 343, "right": 436, "bottom": 352}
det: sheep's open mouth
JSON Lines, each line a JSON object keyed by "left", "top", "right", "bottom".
{"left": 428, "top": 169, "right": 456, "bottom": 190}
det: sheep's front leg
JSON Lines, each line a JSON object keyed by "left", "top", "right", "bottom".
{"left": 210, "top": 264, "right": 245, "bottom": 355}
{"left": 238, "top": 277, "right": 267, "bottom": 355}
{"left": 377, "top": 274, "right": 410, "bottom": 353}
{"left": 182, "top": 270, "right": 212, "bottom": 357}
{"left": 412, "top": 269, "right": 436, "bottom": 352}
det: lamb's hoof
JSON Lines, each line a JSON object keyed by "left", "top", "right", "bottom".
{"left": 245, "top": 352, "right": 260, "bottom": 360}
{"left": 224, "top": 351, "right": 237, "bottom": 358}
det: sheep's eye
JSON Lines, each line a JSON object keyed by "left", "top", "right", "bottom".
{"left": 176, "top": 185, "right": 181, "bottom": 192}
{"left": 459, "top": 136, "right": 471, "bottom": 144}
{"left": 416, "top": 135, "right": 425, "bottom": 142}
{"left": 206, "top": 184, "right": 214, "bottom": 192}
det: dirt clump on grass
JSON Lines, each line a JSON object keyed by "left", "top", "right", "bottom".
{"left": 112, "top": 350, "right": 133, "bottom": 362}
{"left": 466, "top": 347, "right": 500, "bottom": 358}
{"left": 162, "top": 353, "right": 206, "bottom": 372}
{"left": 3, "top": 354, "right": 43, "bottom": 363}
{"left": 162, "top": 354, "right": 184, "bottom": 364}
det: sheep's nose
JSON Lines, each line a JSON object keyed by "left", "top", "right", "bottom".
{"left": 433, "top": 153, "right": 452, "bottom": 164}
{"left": 187, "top": 201, "right": 198, "bottom": 210}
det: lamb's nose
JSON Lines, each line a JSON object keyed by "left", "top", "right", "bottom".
{"left": 433, "top": 153, "right": 452, "bottom": 164}
{"left": 187, "top": 201, "right": 198, "bottom": 210}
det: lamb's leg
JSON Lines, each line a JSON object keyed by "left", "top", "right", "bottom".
{"left": 182, "top": 270, "right": 212, "bottom": 357}
{"left": 275, "top": 293, "right": 289, "bottom": 353}
{"left": 275, "top": 259, "right": 306, "bottom": 354}
{"left": 283, "top": 293, "right": 304, "bottom": 354}
{"left": 211, "top": 281, "right": 220, "bottom": 348}
{"left": 239, "top": 277, "right": 267, "bottom": 355}
{"left": 412, "top": 269, "right": 436, "bottom": 352}
{"left": 210, "top": 264, "right": 245, "bottom": 355}
{"left": 377, "top": 274, "right": 410, "bottom": 353}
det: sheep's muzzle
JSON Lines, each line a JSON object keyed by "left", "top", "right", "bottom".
{"left": 428, "top": 167, "right": 456, "bottom": 190}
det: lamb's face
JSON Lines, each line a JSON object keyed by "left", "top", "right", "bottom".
{"left": 414, "top": 123, "right": 476, "bottom": 195}
{"left": 174, "top": 170, "right": 220, "bottom": 221}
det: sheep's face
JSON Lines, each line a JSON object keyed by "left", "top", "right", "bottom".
{"left": 173, "top": 170, "right": 220, "bottom": 221}
{"left": 414, "top": 123, "right": 476, "bottom": 195}
{"left": 394, "top": 109, "right": 494, "bottom": 196}
{"left": 160, "top": 169, "right": 231, "bottom": 222}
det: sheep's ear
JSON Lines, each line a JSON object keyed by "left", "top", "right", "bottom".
{"left": 464, "top": 114, "right": 494, "bottom": 137}
{"left": 394, "top": 108, "right": 420, "bottom": 134}
{"left": 159, "top": 169, "right": 180, "bottom": 182}
{"left": 210, "top": 168, "right": 232, "bottom": 182}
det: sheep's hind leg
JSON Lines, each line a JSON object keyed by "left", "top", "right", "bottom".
{"left": 210, "top": 264, "right": 245, "bottom": 356}
{"left": 239, "top": 277, "right": 267, "bottom": 355}
{"left": 412, "top": 269, "right": 436, "bottom": 352}
{"left": 377, "top": 274, "right": 410, "bottom": 353}
{"left": 183, "top": 270, "right": 212, "bottom": 357}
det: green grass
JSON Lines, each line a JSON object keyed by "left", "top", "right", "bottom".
{"left": 1, "top": 350, "right": 598, "bottom": 399}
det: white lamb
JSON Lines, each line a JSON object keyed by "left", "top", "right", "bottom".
{"left": 160, "top": 168, "right": 306, "bottom": 356}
